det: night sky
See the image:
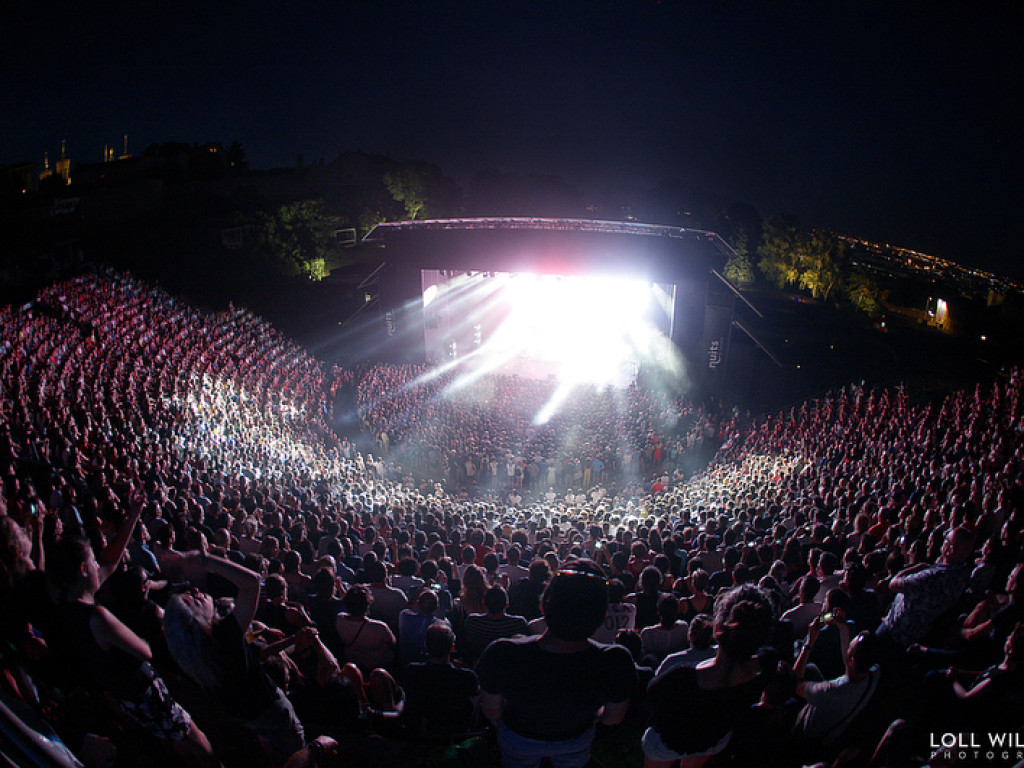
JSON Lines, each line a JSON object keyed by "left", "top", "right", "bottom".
{"left": 5, "top": 1, "right": 1022, "bottom": 278}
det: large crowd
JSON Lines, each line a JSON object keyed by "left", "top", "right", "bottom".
{"left": 1, "top": 269, "right": 1022, "bottom": 768}
{"left": 351, "top": 362, "right": 722, "bottom": 496}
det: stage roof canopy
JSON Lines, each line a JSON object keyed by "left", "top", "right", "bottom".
{"left": 363, "top": 217, "right": 736, "bottom": 283}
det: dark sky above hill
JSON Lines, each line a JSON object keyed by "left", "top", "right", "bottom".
{"left": 4, "top": 1, "right": 1022, "bottom": 278}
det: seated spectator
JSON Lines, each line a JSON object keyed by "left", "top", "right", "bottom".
{"left": 793, "top": 621, "right": 882, "bottom": 748}
{"left": 878, "top": 526, "right": 976, "bottom": 650}
{"left": 398, "top": 589, "right": 442, "bottom": 666}
{"left": 366, "top": 560, "right": 408, "bottom": 637}
{"left": 419, "top": 559, "right": 453, "bottom": 617}
{"left": 678, "top": 569, "right": 713, "bottom": 622}
{"left": 656, "top": 614, "right": 716, "bottom": 675}
{"left": 458, "top": 586, "right": 528, "bottom": 666}
{"left": 258, "top": 574, "right": 313, "bottom": 634}
{"left": 781, "top": 574, "right": 822, "bottom": 640}
{"left": 807, "top": 589, "right": 857, "bottom": 681}
{"left": 961, "top": 563, "right": 1023, "bottom": 648}
{"left": 306, "top": 567, "right": 347, "bottom": 658}
{"left": 727, "top": 657, "right": 798, "bottom": 768}
{"left": 942, "top": 622, "right": 1024, "bottom": 731}
{"left": 839, "top": 562, "right": 881, "bottom": 635}
{"left": 639, "top": 595, "right": 689, "bottom": 665}
{"left": 335, "top": 585, "right": 395, "bottom": 673}
{"left": 400, "top": 622, "right": 480, "bottom": 741}
{"left": 813, "top": 552, "right": 842, "bottom": 603}
{"left": 282, "top": 550, "right": 313, "bottom": 605}
{"left": 392, "top": 557, "right": 424, "bottom": 600}
{"left": 643, "top": 584, "right": 774, "bottom": 768}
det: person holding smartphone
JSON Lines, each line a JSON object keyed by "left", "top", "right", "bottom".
{"left": 793, "top": 611, "right": 881, "bottom": 747}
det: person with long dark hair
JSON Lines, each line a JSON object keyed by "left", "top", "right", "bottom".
{"left": 49, "top": 533, "right": 218, "bottom": 767}
{"left": 643, "top": 584, "right": 775, "bottom": 768}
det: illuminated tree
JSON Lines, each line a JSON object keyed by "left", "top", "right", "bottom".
{"left": 798, "top": 231, "right": 846, "bottom": 301}
{"left": 250, "top": 200, "right": 344, "bottom": 280}
{"left": 845, "top": 269, "right": 883, "bottom": 315}
{"left": 385, "top": 167, "right": 428, "bottom": 219}
{"left": 384, "top": 162, "right": 458, "bottom": 220}
{"left": 724, "top": 253, "right": 756, "bottom": 287}
{"left": 358, "top": 208, "right": 387, "bottom": 236}
{"left": 757, "top": 215, "right": 803, "bottom": 290}
{"left": 729, "top": 226, "right": 751, "bottom": 257}
{"left": 724, "top": 227, "right": 756, "bottom": 287}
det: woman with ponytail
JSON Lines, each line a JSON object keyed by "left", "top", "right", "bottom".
{"left": 642, "top": 584, "right": 776, "bottom": 768}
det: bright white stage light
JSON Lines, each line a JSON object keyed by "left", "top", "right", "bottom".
{"left": 422, "top": 269, "right": 684, "bottom": 393}
{"left": 483, "top": 273, "right": 663, "bottom": 387}
{"left": 422, "top": 284, "right": 439, "bottom": 308}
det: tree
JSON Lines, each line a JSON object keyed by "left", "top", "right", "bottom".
{"left": 845, "top": 269, "right": 883, "bottom": 315}
{"left": 724, "top": 253, "right": 756, "bottom": 287}
{"left": 756, "top": 218, "right": 848, "bottom": 301}
{"left": 385, "top": 167, "right": 428, "bottom": 219}
{"left": 724, "top": 226, "right": 757, "bottom": 287}
{"left": 249, "top": 200, "right": 344, "bottom": 280}
{"left": 358, "top": 208, "right": 387, "bottom": 236}
{"left": 729, "top": 226, "right": 751, "bottom": 257}
{"left": 757, "top": 215, "right": 803, "bottom": 290}
{"left": 798, "top": 231, "right": 846, "bottom": 301}
{"left": 384, "top": 161, "right": 459, "bottom": 220}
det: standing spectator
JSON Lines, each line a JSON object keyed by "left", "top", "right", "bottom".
{"left": 498, "top": 545, "right": 530, "bottom": 586}
{"left": 50, "top": 534, "right": 218, "bottom": 768}
{"left": 477, "top": 561, "right": 636, "bottom": 768}
{"left": 592, "top": 578, "right": 637, "bottom": 644}
{"left": 629, "top": 566, "right": 668, "bottom": 630}
{"left": 507, "top": 560, "right": 549, "bottom": 622}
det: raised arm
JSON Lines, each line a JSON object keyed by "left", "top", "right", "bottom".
{"left": 794, "top": 617, "right": 822, "bottom": 696}
{"left": 90, "top": 604, "right": 152, "bottom": 661}
{"left": 190, "top": 553, "right": 262, "bottom": 631}
{"left": 836, "top": 618, "right": 852, "bottom": 678}
{"left": 97, "top": 497, "right": 143, "bottom": 586}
